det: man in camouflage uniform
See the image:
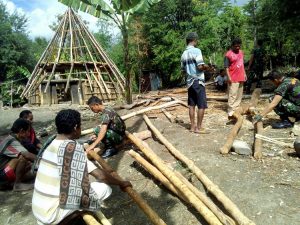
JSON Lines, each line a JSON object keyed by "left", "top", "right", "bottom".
{"left": 245, "top": 40, "right": 265, "bottom": 94}
{"left": 86, "top": 96, "right": 126, "bottom": 158}
{"left": 253, "top": 70, "right": 300, "bottom": 129}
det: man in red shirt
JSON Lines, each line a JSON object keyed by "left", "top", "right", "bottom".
{"left": 224, "top": 38, "right": 247, "bottom": 117}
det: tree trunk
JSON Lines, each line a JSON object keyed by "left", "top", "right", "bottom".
{"left": 122, "top": 23, "right": 132, "bottom": 104}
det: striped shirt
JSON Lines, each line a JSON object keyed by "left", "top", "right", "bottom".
{"left": 181, "top": 45, "right": 205, "bottom": 88}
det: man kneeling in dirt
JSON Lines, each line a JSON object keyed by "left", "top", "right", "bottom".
{"left": 32, "top": 109, "right": 131, "bottom": 225}
{"left": 86, "top": 96, "right": 126, "bottom": 158}
{"left": 253, "top": 70, "right": 300, "bottom": 128}
{"left": 0, "top": 118, "right": 37, "bottom": 191}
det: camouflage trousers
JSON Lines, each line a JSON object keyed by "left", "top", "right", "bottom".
{"left": 274, "top": 98, "right": 300, "bottom": 119}
{"left": 94, "top": 127, "right": 124, "bottom": 147}
{"left": 245, "top": 69, "right": 263, "bottom": 93}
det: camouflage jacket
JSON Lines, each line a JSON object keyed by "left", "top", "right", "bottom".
{"left": 99, "top": 107, "right": 126, "bottom": 135}
{"left": 274, "top": 77, "right": 300, "bottom": 106}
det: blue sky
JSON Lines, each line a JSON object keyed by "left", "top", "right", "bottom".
{"left": 3, "top": 0, "right": 250, "bottom": 39}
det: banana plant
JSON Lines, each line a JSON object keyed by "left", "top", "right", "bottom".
{"left": 58, "top": 0, "right": 161, "bottom": 103}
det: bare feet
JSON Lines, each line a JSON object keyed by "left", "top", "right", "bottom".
{"left": 194, "top": 128, "right": 209, "bottom": 134}
{"left": 13, "top": 183, "right": 34, "bottom": 192}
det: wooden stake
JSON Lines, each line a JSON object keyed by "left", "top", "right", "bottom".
{"left": 141, "top": 115, "right": 255, "bottom": 225}
{"left": 220, "top": 89, "right": 262, "bottom": 155}
{"left": 87, "top": 151, "right": 166, "bottom": 225}
{"left": 126, "top": 132, "right": 223, "bottom": 225}
{"left": 254, "top": 121, "right": 263, "bottom": 160}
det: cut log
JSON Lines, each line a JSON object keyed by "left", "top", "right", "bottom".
{"left": 206, "top": 93, "right": 270, "bottom": 102}
{"left": 142, "top": 115, "right": 255, "bottom": 225}
{"left": 220, "top": 89, "right": 262, "bottom": 155}
{"left": 175, "top": 171, "right": 236, "bottom": 225}
{"left": 126, "top": 131, "right": 223, "bottom": 225}
{"left": 254, "top": 121, "right": 263, "bottom": 160}
{"left": 255, "top": 134, "right": 294, "bottom": 148}
{"left": 87, "top": 151, "right": 166, "bottom": 225}
{"left": 81, "top": 128, "right": 94, "bottom": 136}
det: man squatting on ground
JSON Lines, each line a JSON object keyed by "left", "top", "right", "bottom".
{"left": 0, "top": 118, "right": 37, "bottom": 191}
{"left": 224, "top": 38, "right": 247, "bottom": 117}
{"left": 19, "top": 110, "right": 42, "bottom": 154}
{"left": 181, "top": 32, "right": 210, "bottom": 134}
{"left": 86, "top": 96, "right": 126, "bottom": 158}
{"left": 32, "top": 109, "right": 131, "bottom": 225}
{"left": 253, "top": 70, "right": 300, "bottom": 129}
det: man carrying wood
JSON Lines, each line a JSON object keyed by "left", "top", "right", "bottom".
{"left": 86, "top": 96, "right": 126, "bottom": 158}
{"left": 181, "top": 32, "right": 209, "bottom": 133}
{"left": 253, "top": 70, "right": 300, "bottom": 128}
{"left": 224, "top": 38, "right": 247, "bottom": 118}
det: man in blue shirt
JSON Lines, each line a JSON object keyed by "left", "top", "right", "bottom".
{"left": 181, "top": 32, "right": 209, "bottom": 133}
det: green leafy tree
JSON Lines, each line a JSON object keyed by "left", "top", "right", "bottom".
{"left": 58, "top": 0, "right": 161, "bottom": 103}
{"left": 0, "top": 1, "right": 35, "bottom": 105}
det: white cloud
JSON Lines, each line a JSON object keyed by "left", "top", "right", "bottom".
{"left": 4, "top": 0, "right": 103, "bottom": 40}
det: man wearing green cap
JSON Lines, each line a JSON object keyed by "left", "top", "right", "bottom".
{"left": 181, "top": 32, "right": 209, "bottom": 133}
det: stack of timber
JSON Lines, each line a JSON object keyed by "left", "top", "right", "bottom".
{"left": 21, "top": 8, "right": 125, "bottom": 105}
{"left": 125, "top": 115, "right": 256, "bottom": 225}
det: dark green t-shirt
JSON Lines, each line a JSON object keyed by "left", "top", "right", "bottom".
{"left": 274, "top": 77, "right": 300, "bottom": 106}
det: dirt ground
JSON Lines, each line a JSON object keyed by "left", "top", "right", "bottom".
{"left": 0, "top": 86, "right": 300, "bottom": 225}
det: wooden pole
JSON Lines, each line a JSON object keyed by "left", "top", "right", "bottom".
{"left": 220, "top": 89, "right": 262, "bottom": 155}
{"left": 141, "top": 115, "right": 255, "bottom": 225}
{"left": 254, "top": 121, "right": 263, "bottom": 160}
{"left": 10, "top": 81, "right": 13, "bottom": 108}
{"left": 126, "top": 132, "right": 223, "bottom": 225}
{"left": 82, "top": 213, "right": 102, "bottom": 225}
{"left": 175, "top": 171, "right": 236, "bottom": 225}
{"left": 161, "top": 109, "right": 175, "bottom": 123}
{"left": 129, "top": 150, "right": 236, "bottom": 225}
{"left": 87, "top": 151, "right": 166, "bottom": 225}
{"left": 121, "top": 100, "right": 180, "bottom": 120}
{"left": 128, "top": 150, "right": 188, "bottom": 202}
{"left": 94, "top": 211, "right": 111, "bottom": 225}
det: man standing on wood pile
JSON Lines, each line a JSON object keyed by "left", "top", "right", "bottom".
{"left": 181, "top": 32, "right": 210, "bottom": 134}
{"left": 253, "top": 70, "right": 300, "bottom": 128}
{"left": 224, "top": 38, "right": 247, "bottom": 119}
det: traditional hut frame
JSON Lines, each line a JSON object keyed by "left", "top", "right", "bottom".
{"left": 21, "top": 8, "right": 125, "bottom": 105}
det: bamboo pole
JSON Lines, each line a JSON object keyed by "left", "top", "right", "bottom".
{"left": 141, "top": 115, "right": 255, "bottom": 225}
{"left": 128, "top": 150, "right": 188, "bottom": 202}
{"left": 161, "top": 109, "right": 175, "bottom": 123}
{"left": 253, "top": 122, "right": 263, "bottom": 160}
{"left": 126, "top": 132, "right": 223, "bottom": 225}
{"left": 82, "top": 213, "right": 102, "bottom": 225}
{"left": 175, "top": 172, "right": 236, "bottom": 225}
{"left": 94, "top": 211, "right": 111, "bottom": 225}
{"left": 44, "top": 12, "right": 68, "bottom": 93}
{"left": 87, "top": 151, "right": 166, "bottom": 225}
{"left": 72, "top": 11, "right": 111, "bottom": 100}
{"left": 121, "top": 100, "right": 180, "bottom": 120}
